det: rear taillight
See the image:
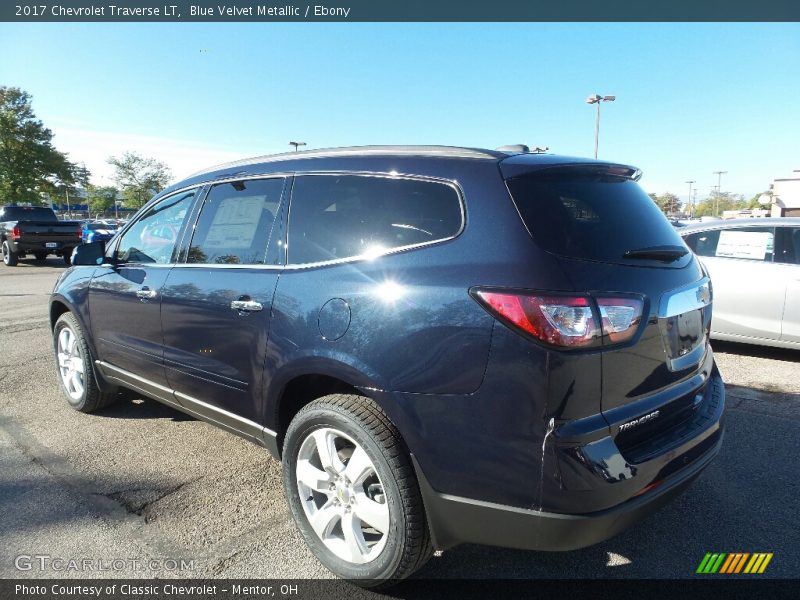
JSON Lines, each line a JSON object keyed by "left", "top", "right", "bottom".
{"left": 596, "top": 297, "right": 643, "bottom": 344}
{"left": 472, "top": 289, "right": 643, "bottom": 349}
{"left": 12, "top": 225, "right": 21, "bottom": 240}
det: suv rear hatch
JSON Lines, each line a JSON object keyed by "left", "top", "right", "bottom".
{"left": 501, "top": 158, "right": 712, "bottom": 455}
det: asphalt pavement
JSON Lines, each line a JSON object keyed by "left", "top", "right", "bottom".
{"left": 0, "top": 259, "right": 798, "bottom": 587}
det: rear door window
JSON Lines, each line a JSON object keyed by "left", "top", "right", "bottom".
{"left": 287, "top": 174, "right": 462, "bottom": 265}
{"left": 187, "top": 178, "right": 284, "bottom": 265}
{"left": 505, "top": 169, "right": 688, "bottom": 265}
{"left": 685, "top": 227, "right": 775, "bottom": 261}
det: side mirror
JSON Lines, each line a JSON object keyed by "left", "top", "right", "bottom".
{"left": 72, "top": 241, "right": 107, "bottom": 266}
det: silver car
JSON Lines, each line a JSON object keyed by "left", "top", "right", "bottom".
{"left": 680, "top": 218, "right": 800, "bottom": 349}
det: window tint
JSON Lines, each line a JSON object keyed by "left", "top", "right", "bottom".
{"left": 187, "top": 179, "right": 283, "bottom": 265}
{"left": 1, "top": 206, "right": 57, "bottom": 222}
{"left": 684, "top": 230, "right": 721, "bottom": 257}
{"left": 115, "top": 190, "right": 195, "bottom": 264}
{"left": 505, "top": 169, "right": 687, "bottom": 264}
{"left": 287, "top": 175, "right": 462, "bottom": 264}
{"left": 775, "top": 227, "right": 800, "bottom": 265}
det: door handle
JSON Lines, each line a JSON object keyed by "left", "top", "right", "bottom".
{"left": 136, "top": 288, "right": 157, "bottom": 300}
{"left": 230, "top": 299, "right": 263, "bottom": 312}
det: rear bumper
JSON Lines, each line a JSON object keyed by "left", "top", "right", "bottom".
{"left": 413, "top": 370, "right": 725, "bottom": 551}
{"left": 15, "top": 240, "right": 77, "bottom": 254}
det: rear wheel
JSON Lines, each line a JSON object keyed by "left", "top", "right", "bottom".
{"left": 2, "top": 241, "right": 18, "bottom": 266}
{"left": 282, "top": 394, "right": 432, "bottom": 585}
{"left": 62, "top": 252, "right": 72, "bottom": 266}
{"left": 53, "top": 312, "right": 117, "bottom": 412}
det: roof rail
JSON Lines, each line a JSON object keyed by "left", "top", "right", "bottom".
{"left": 188, "top": 145, "right": 506, "bottom": 178}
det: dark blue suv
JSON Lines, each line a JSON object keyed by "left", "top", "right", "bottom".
{"left": 51, "top": 146, "right": 725, "bottom": 584}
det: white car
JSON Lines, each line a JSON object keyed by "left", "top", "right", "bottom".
{"left": 680, "top": 218, "right": 800, "bottom": 349}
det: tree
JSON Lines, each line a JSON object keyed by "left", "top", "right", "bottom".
{"left": 86, "top": 184, "right": 119, "bottom": 216}
{"left": 648, "top": 191, "right": 681, "bottom": 215}
{"left": 746, "top": 192, "right": 770, "bottom": 210}
{"left": 659, "top": 192, "right": 681, "bottom": 215}
{"left": 107, "top": 151, "right": 171, "bottom": 209}
{"left": 692, "top": 191, "right": 747, "bottom": 217}
{"left": 0, "top": 86, "right": 79, "bottom": 205}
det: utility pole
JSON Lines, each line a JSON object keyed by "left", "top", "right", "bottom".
{"left": 713, "top": 171, "right": 727, "bottom": 217}
{"left": 585, "top": 94, "right": 616, "bottom": 159}
{"left": 686, "top": 180, "right": 695, "bottom": 217}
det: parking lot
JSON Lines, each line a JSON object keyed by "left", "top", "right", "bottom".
{"left": 1, "top": 260, "right": 798, "bottom": 584}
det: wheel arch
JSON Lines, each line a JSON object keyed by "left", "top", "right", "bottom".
{"left": 266, "top": 356, "right": 396, "bottom": 458}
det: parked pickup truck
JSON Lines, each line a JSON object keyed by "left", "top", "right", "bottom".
{"left": 1, "top": 205, "right": 82, "bottom": 266}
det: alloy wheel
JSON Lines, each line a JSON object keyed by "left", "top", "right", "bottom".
{"left": 57, "top": 327, "right": 85, "bottom": 401}
{"left": 295, "top": 427, "right": 390, "bottom": 564}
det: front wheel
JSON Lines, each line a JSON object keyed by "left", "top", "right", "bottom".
{"left": 2, "top": 241, "right": 18, "bottom": 266}
{"left": 282, "top": 394, "right": 432, "bottom": 585}
{"left": 53, "top": 312, "right": 117, "bottom": 412}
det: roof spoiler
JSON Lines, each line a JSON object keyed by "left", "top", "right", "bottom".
{"left": 495, "top": 144, "right": 549, "bottom": 155}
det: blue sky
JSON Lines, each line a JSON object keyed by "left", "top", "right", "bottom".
{"left": 1, "top": 22, "right": 798, "bottom": 202}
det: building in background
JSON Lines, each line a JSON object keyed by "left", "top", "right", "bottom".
{"left": 771, "top": 170, "right": 800, "bottom": 217}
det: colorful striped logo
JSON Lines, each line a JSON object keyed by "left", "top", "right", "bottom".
{"left": 696, "top": 552, "right": 773, "bottom": 574}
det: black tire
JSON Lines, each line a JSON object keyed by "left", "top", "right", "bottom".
{"left": 62, "top": 252, "right": 72, "bottom": 266}
{"left": 2, "top": 241, "right": 18, "bottom": 266}
{"left": 34, "top": 251, "right": 47, "bottom": 263}
{"left": 53, "top": 312, "right": 117, "bottom": 412}
{"left": 282, "top": 394, "right": 433, "bottom": 586}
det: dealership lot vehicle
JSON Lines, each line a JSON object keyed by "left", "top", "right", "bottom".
{"left": 50, "top": 146, "right": 725, "bottom": 584}
{"left": 0, "top": 205, "right": 82, "bottom": 266}
{"left": 81, "top": 220, "right": 120, "bottom": 245}
{"left": 680, "top": 218, "right": 800, "bottom": 350}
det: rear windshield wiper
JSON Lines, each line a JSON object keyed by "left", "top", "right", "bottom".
{"left": 623, "top": 245, "right": 688, "bottom": 262}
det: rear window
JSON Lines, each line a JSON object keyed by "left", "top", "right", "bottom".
{"left": 2, "top": 206, "right": 57, "bottom": 222}
{"left": 505, "top": 169, "right": 687, "bottom": 264}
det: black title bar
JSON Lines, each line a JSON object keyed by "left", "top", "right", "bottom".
{"left": 3, "top": 0, "right": 800, "bottom": 22}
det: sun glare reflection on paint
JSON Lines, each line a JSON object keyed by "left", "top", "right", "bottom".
{"left": 375, "top": 280, "right": 406, "bottom": 303}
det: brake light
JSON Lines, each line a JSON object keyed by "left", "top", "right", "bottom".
{"left": 472, "top": 289, "right": 643, "bottom": 349}
{"left": 12, "top": 225, "right": 21, "bottom": 240}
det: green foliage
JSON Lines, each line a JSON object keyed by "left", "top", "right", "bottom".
{"left": 86, "top": 184, "right": 119, "bottom": 215}
{"left": 0, "top": 86, "right": 81, "bottom": 205}
{"left": 107, "top": 151, "right": 171, "bottom": 209}
{"left": 747, "top": 192, "right": 769, "bottom": 210}
{"left": 649, "top": 191, "right": 681, "bottom": 215}
{"left": 692, "top": 192, "right": 748, "bottom": 217}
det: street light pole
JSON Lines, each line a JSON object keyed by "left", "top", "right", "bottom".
{"left": 289, "top": 141, "right": 306, "bottom": 152}
{"left": 585, "top": 94, "right": 616, "bottom": 159}
{"left": 686, "top": 180, "right": 695, "bottom": 217}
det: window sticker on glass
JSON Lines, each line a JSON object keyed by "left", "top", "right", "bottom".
{"left": 715, "top": 230, "right": 773, "bottom": 260}
{"left": 204, "top": 197, "right": 263, "bottom": 249}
